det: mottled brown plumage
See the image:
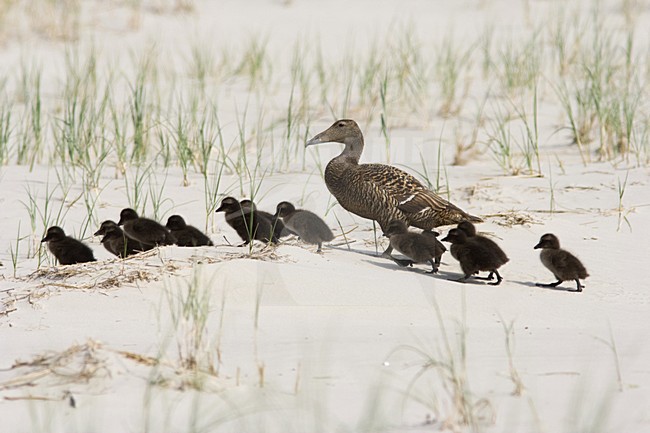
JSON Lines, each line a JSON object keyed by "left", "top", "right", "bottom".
{"left": 441, "top": 228, "right": 506, "bottom": 285}
{"left": 384, "top": 220, "right": 446, "bottom": 273}
{"left": 306, "top": 119, "right": 481, "bottom": 236}
{"left": 534, "top": 233, "right": 589, "bottom": 292}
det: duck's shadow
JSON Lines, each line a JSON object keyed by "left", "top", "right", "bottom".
{"left": 362, "top": 258, "right": 496, "bottom": 285}
{"left": 327, "top": 244, "right": 388, "bottom": 257}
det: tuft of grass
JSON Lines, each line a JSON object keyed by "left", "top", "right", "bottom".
{"left": 164, "top": 265, "right": 214, "bottom": 379}
{"left": 386, "top": 290, "right": 493, "bottom": 431}
{"left": 615, "top": 171, "right": 631, "bottom": 231}
{"left": 593, "top": 323, "right": 624, "bottom": 392}
{"left": 500, "top": 317, "right": 525, "bottom": 396}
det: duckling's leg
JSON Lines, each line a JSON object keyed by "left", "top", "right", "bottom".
{"left": 316, "top": 242, "right": 323, "bottom": 253}
{"left": 574, "top": 279, "right": 584, "bottom": 292}
{"left": 381, "top": 245, "right": 394, "bottom": 259}
{"left": 535, "top": 280, "right": 563, "bottom": 288}
{"left": 473, "top": 272, "right": 495, "bottom": 281}
{"left": 426, "top": 259, "right": 439, "bottom": 274}
{"left": 488, "top": 270, "right": 503, "bottom": 286}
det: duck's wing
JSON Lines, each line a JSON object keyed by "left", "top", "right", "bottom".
{"left": 551, "top": 250, "right": 589, "bottom": 278}
{"left": 356, "top": 164, "right": 466, "bottom": 215}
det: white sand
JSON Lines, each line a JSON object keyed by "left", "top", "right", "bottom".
{"left": 1, "top": 0, "right": 649, "bottom": 432}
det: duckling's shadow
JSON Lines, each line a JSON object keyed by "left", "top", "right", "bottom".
{"left": 513, "top": 280, "right": 581, "bottom": 292}
{"left": 327, "top": 244, "right": 387, "bottom": 257}
{"left": 362, "top": 259, "right": 490, "bottom": 284}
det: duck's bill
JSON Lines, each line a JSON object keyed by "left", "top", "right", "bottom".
{"left": 533, "top": 243, "right": 542, "bottom": 249}
{"left": 306, "top": 133, "right": 326, "bottom": 147}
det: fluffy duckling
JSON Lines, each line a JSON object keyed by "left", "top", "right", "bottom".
{"left": 41, "top": 226, "right": 96, "bottom": 265}
{"left": 456, "top": 221, "right": 509, "bottom": 281}
{"left": 274, "top": 201, "right": 334, "bottom": 252}
{"left": 534, "top": 233, "right": 589, "bottom": 292}
{"left": 216, "top": 197, "right": 279, "bottom": 245}
{"left": 166, "top": 215, "right": 213, "bottom": 247}
{"left": 384, "top": 220, "right": 446, "bottom": 273}
{"left": 441, "top": 228, "right": 505, "bottom": 285}
{"left": 117, "top": 208, "right": 176, "bottom": 247}
{"left": 94, "top": 220, "right": 147, "bottom": 258}
{"left": 306, "top": 119, "right": 481, "bottom": 257}
{"left": 240, "top": 199, "right": 293, "bottom": 238}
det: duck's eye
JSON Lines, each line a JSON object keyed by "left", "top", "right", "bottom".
{"left": 337, "top": 122, "right": 345, "bottom": 127}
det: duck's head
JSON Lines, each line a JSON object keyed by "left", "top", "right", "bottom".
{"left": 166, "top": 215, "right": 187, "bottom": 230}
{"left": 441, "top": 228, "right": 467, "bottom": 244}
{"left": 41, "top": 226, "right": 66, "bottom": 243}
{"left": 94, "top": 220, "right": 118, "bottom": 236}
{"left": 216, "top": 197, "right": 241, "bottom": 213}
{"left": 457, "top": 221, "right": 477, "bottom": 237}
{"left": 306, "top": 119, "right": 362, "bottom": 147}
{"left": 384, "top": 220, "right": 408, "bottom": 237}
{"left": 118, "top": 208, "right": 139, "bottom": 226}
{"left": 239, "top": 199, "right": 256, "bottom": 211}
{"left": 274, "top": 201, "right": 296, "bottom": 218}
{"left": 534, "top": 233, "right": 560, "bottom": 250}
{"left": 100, "top": 224, "right": 123, "bottom": 242}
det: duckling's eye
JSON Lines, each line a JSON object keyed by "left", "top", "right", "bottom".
{"left": 337, "top": 122, "right": 344, "bottom": 127}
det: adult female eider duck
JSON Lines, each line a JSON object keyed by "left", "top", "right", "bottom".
{"left": 306, "top": 119, "right": 481, "bottom": 255}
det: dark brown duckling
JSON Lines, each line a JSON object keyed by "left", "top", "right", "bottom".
{"left": 534, "top": 233, "right": 589, "bottom": 292}
{"left": 95, "top": 221, "right": 145, "bottom": 258}
{"left": 240, "top": 199, "right": 294, "bottom": 238}
{"left": 384, "top": 220, "right": 446, "bottom": 273}
{"left": 306, "top": 119, "right": 481, "bottom": 257}
{"left": 441, "top": 228, "right": 505, "bottom": 285}
{"left": 216, "top": 197, "right": 279, "bottom": 245}
{"left": 41, "top": 226, "right": 96, "bottom": 265}
{"left": 274, "top": 201, "right": 334, "bottom": 253}
{"left": 456, "top": 221, "right": 509, "bottom": 281}
{"left": 117, "top": 208, "right": 176, "bottom": 247}
{"left": 165, "top": 215, "right": 213, "bottom": 247}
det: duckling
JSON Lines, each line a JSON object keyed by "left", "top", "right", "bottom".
{"left": 215, "top": 197, "right": 278, "bottom": 245}
{"left": 117, "top": 208, "right": 176, "bottom": 247}
{"left": 456, "top": 221, "right": 509, "bottom": 281}
{"left": 441, "top": 228, "right": 505, "bottom": 285}
{"left": 274, "top": 201, "right": 334, "bottom": 252}
{"left": 95, "top": 220, "right": 147, "bottom": 257}
{"left": 384, "top": 220, "right": 446, "bottom": 273}
{"left": 166, "top": 215, "right": 214, "bottom": 247}
{"left": 306, "top": 119, "right": 481, "bottom": 257}
{"left": 534, "top": 233, "right": 589, "bottom": 292}
{"left": 41, "top": 226, "right": 96, "bottom": 265}
{"left": 240, "top": 199, "right": 294, "bottom": 238}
